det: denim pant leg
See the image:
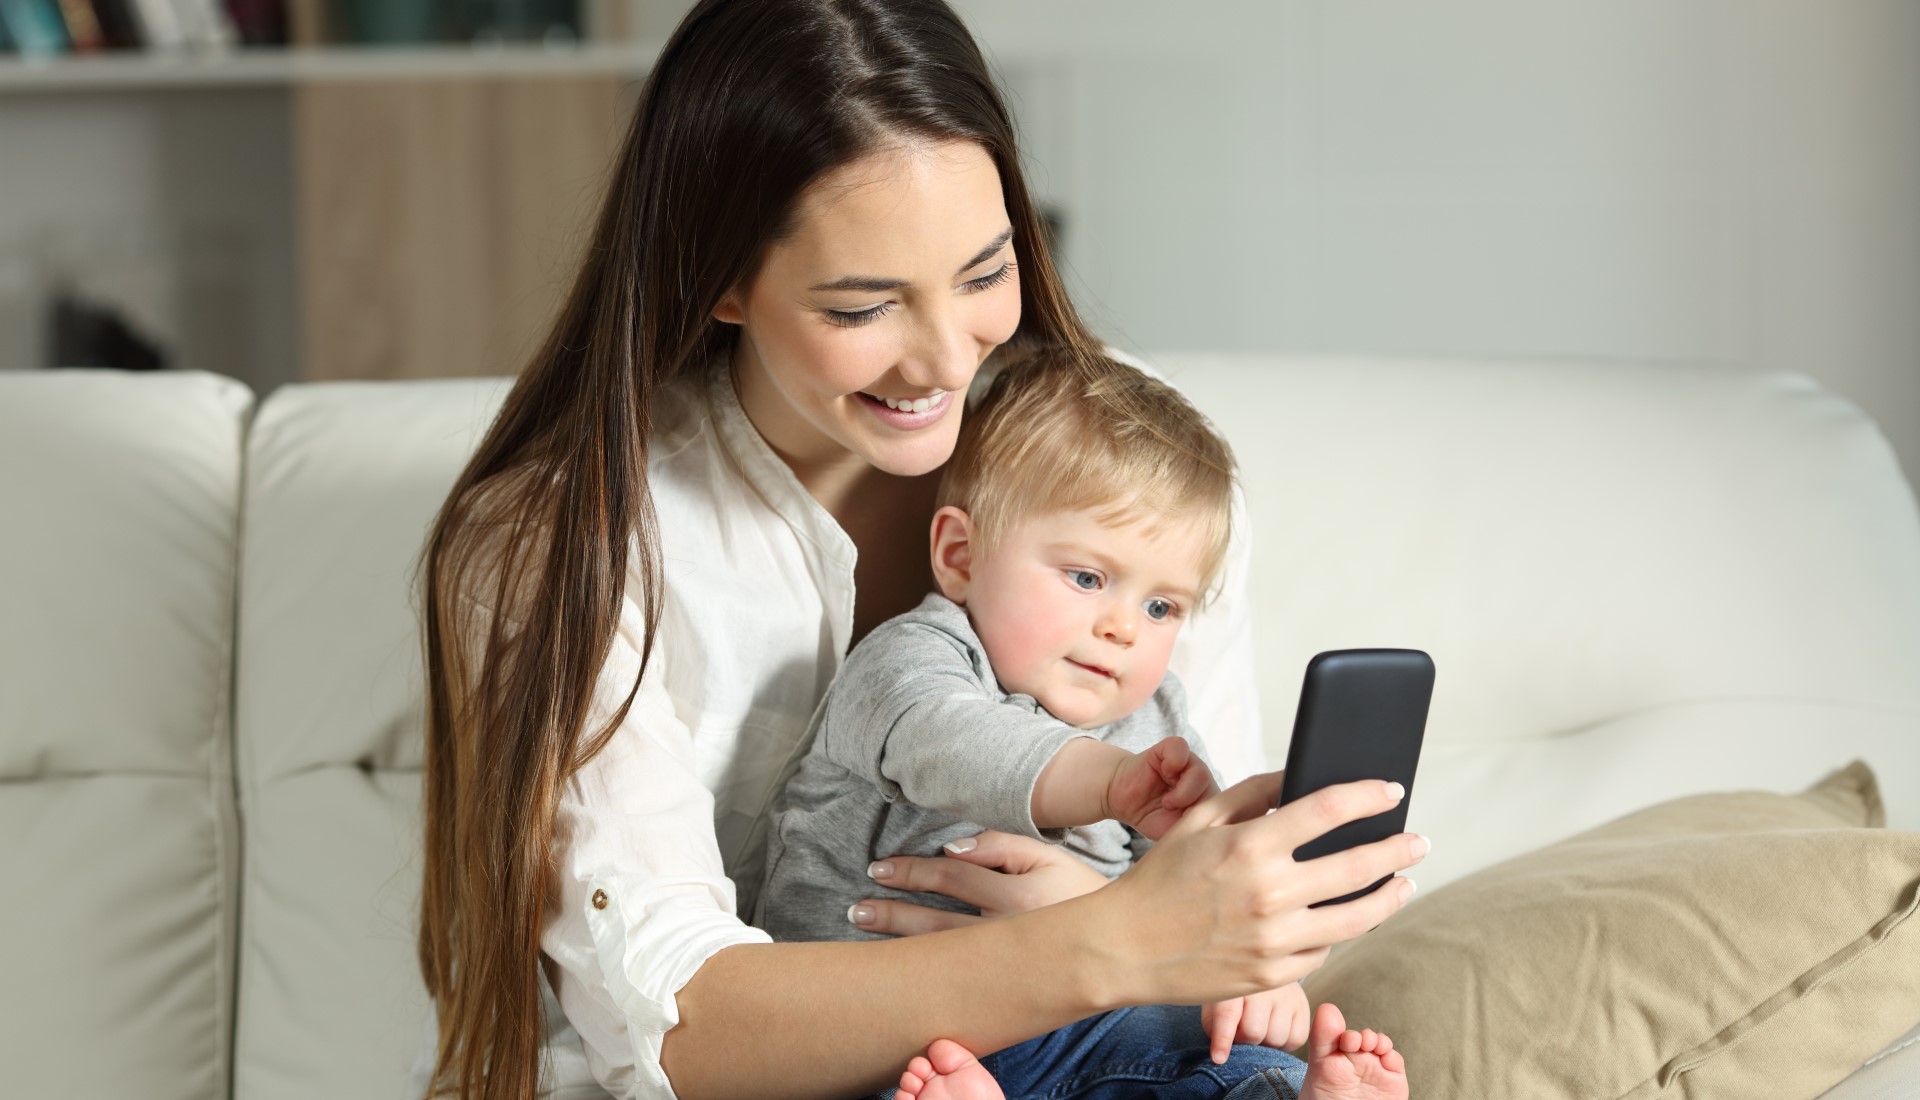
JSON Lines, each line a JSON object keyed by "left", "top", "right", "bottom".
{"left": 980, "top": 1004, "right": 1305, "bottom": 1100}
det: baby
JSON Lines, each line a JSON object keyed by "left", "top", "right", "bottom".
{"left": 754, "top": 351, "right": 1408, "bottom": 1100}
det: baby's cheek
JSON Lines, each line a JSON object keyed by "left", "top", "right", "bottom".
{"left": 1126, "top": 646, "right": 1178, "bottom": 711}
{"left": 975, "top": 613, "right": 1051, "bottom": 696}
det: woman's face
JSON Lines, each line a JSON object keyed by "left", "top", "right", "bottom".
{"left": 719, "top": 138, "right": 1022, "bottom": 482}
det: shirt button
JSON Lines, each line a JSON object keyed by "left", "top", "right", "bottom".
{"left": 591, "top": 889, "right": 608, "bottom": 910}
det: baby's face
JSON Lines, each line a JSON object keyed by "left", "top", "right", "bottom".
{"left": 965, "top": 507, "right": 1208, "bottom": 728}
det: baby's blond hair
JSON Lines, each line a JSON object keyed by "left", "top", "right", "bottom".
{"left": 937, "top": 349, "right": 1238, "bottom": 603}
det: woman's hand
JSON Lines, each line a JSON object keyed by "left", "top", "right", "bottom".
{"left": 848, "top": 830, "right": 1109, "bottom": 936}
{"left": 1084, "top": 770, "right": 1427, "bottom": 1007}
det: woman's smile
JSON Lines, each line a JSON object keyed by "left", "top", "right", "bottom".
{"left": 855, "top": 389, "right": 955, "bottom": 430}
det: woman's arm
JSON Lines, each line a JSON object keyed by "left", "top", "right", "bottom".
{"left": 665, "top": 893, "right": 1106, "bottom": 1100}
{"left": 662, "top": 772, "right": 1425, "bottom": 1100}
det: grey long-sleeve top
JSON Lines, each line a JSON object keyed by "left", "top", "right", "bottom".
{"left": 752, "top": 592, "right": 1215, "bottom": 942}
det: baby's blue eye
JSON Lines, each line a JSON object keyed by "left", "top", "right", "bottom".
{"left": 1144, "top": 598, "right": 1174, "bottom": 621}
{"left": 1068, "top": 569, "right": 1101, "bottom": 591}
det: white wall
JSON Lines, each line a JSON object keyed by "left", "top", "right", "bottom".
{"left": 947, "top": 0, "right": 1920, "bottom": 486}
{"left": 9, "top": 3, "right": 1913, "bottom": 486}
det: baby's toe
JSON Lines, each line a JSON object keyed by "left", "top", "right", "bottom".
{"left": 1359, "top": 1029, "right": 1377, "bottom": 1052}
{"left": 1338, "top": 1030, "right": 1363, "bottom": 1054}
{"left": 925, "top": 1038, "right": 979, "bottom": 1075}
{"left": 1383, "top": 1048, "right": 1406, "bottom": 1075}
{"left": 1375, "top": 1033, "right": 1393, "bottom": 1056}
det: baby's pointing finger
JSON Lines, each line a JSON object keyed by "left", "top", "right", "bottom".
{"left": 1161, "top": 770, "right": 1286, "bottom": 837}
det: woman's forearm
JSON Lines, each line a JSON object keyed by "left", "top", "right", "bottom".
{"left": 1029, "top": 736, "right": 1126, "bottom": 830}
{"left": 660, "top": 893, "right": 1119, "bottom": 1100}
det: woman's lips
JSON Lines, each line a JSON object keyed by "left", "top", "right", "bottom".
{"left": 856, "top": 389, "right": 953, "bottom": 430}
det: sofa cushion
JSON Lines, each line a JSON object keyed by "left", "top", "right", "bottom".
{"left": 1304, "top": 762, "right": 1920, "bottom": 1100}
{"left": 0, "top": 369, "right": 252, "bottom": 1100}
{"left": 232, "top": 377, "right": 511, "bottom": 1100}
{"left": 1165, "top": 354, "right": 1920, "bottom": 890}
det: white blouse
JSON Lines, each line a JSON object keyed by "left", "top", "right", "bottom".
{"left": 434, "top": 359, "right": 1265, "bottom": 1100}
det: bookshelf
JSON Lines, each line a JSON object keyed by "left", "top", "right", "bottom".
{"left": 0, "top": 42, "right": 658, "bottom": 90}
{"left": 0, "top": 37, "right": 656, "bottom": 387}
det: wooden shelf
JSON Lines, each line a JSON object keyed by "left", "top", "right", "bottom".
{"left": 0, "top": 43, "right": 661, "bottom": 92}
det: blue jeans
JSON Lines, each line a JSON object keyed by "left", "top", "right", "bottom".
{"left": 889, "top": 1004, "right": 1305, "bottom": 1100}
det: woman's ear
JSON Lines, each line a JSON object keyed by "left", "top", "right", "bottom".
{"left": 929, "top": 505, "right": 976, "bottom": 604}
{"left": 712, "top": 289, "right": 746, "bottom": 326}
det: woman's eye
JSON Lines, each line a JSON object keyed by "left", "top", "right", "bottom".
{"left": 963, "top": 262, "right": 1016, "bottom": 293}
{"left": 1143, "top": 598, "right": 1176, "bottom": 622}
{"left": 825, "top": 263, "right": 1010, "bottom": 327}
{"left": 825, "top": 303, "right": 893, "bottom": 328}
{"left": 1066, "top": 569, "right": 1102, "bottom": 591}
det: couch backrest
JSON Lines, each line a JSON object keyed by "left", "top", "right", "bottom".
{"left": 230, "top": 377, "right": 513, "bottom": 1100}
{"left": 0, "top": 370, "right": 252, "bottom": 1099}
{"left": 7, "top": 356, "right": 1918, "bottom": 1100}
{"left": 1167, "top": 354, "right": 1920, "bottom": 888}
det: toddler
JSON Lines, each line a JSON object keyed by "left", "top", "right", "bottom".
{"left": 754, "top": 351, "right": 1408, "bottom": 1100}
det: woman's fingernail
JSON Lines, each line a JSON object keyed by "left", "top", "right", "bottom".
{"left": 848, "top": 904, "right": 876, "bottom": 926}
{"left": 1399, "top": 878, "right": 1418, "bottom": 901}
{"left": 1410, "top": 835, "right": 1431, "bottom": 860}
{"left": 1384, "top": 781, "right": 1406, "bottom": 801}
{"left": 866, "top": 860, "right": 893, "bottom": 879}
{"left": 943, "top": 836, "right": 977, "bottom": 854}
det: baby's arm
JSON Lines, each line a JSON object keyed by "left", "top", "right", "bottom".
{"left": 1030, "top": 735, "right": 1217, "bottom": 839}
{"left": 822, "top": 622, "right": 1086, "bottom": 838}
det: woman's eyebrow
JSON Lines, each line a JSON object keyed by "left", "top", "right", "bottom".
{"left": 808, "top": 227, "right": 1015, "bottom": 293}
{"left": 955, "top": 227, "right": 1015, "bottom": 274}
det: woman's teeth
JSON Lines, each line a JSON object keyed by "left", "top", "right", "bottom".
{"left": 877, "top": 392, "right": 943, "bottom": 413}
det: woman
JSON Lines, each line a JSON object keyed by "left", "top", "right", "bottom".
{"left": 416, "top": 2, "right": 1425, "bottom": 1098}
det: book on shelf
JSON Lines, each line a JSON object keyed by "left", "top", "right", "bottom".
{"left": 92, "top": 0, "right": 145, "bottom": 48}
{"left": 0, "top": 0, "right": 69, "bottom": 55}
{"left": 0, "top": 0, "right": 592, "bottom": 54}
{"left": 56, "top": 0, "right": 105, "bottom": 51}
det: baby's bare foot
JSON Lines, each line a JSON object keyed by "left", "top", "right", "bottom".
{"left": 1298, "top": 1002, "right": 1409, "bottom": 1100}
{"left": 896, "top": 1038, "right": 1002, "bottom": 1100}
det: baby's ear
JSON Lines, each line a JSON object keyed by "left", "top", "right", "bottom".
{"left": 929, "top": 505, "right": 976, "bottom": 604}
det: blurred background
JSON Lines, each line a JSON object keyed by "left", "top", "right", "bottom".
{"left": 0, "top": 0, "right": 1914, "bottom": 486}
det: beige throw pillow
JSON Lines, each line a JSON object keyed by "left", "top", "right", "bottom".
{"left": 1305, "top": 762, "right": 1920, "bottom": 1099}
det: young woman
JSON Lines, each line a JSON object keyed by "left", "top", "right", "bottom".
{"left": 416, "top": 2, "right": 1426, "bottom": 1098}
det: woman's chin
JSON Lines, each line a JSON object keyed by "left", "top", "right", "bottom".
{"left": 849, "top": 422, "right": 963, "bottom": 477}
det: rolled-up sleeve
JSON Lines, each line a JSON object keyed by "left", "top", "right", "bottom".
{"left": 541, "top": 602, "right": 772, "bottom": 1100}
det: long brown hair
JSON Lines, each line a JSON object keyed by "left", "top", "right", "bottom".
{"left": 416, "top": 1, "right": 1098, "bottom": 1096}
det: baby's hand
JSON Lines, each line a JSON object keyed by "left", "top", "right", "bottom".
{"left": 1106, "top": 735, "right": 1217, "bottom": 840}
{"left": 1200, "top": 983, "right": 1313, "bottom": 1064}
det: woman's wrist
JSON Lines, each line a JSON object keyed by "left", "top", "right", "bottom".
{"left": 1038, "top": 876, "right": 1142, "bottom": 1014}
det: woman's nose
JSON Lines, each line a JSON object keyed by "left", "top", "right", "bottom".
{"left": 903, "top": 303, "right": 980, "bottom": 393}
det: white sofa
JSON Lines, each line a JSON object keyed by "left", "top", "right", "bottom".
{"left": 3, "top": 354, "right": 1917, "bottom": 1099}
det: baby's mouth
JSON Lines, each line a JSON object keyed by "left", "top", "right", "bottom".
{"left": 1068, "top": 659, "right": 1115, "bottom": 680}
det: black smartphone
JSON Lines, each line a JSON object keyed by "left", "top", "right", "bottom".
{"left": 1276, "top": 648, "right": 1434, "bottom": 907}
